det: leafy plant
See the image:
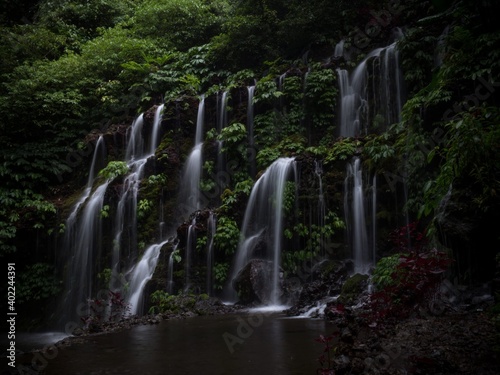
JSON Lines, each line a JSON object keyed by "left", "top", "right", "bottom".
{"left": 213, "top": 262, "right": 230, "bottom": 290}
{"left": 370, "top": 249, "right": 452, "bottom": 320}
{"left": 81, "top": 290, "right": 130, "bottom": 330}
{"left": 324, "top": 138, "right": 361, "bottom": 164}
{"left": 315, "top": 331, "right": 340, "bottom": 375}
{"left": 371, "top": 254, "right": 402, "bottom": 290}
{"left": 16, "top": 263, "right": 62, "bottom": 304}
{"left": 148, "top": 290, "right": 208, "bottom": 314}
{"left": 98, "top": 161, "right": 129, "bottom": 180}
{"left": 100, "top": 204, "right": 110, "bottom": 218}
{"left": 147, "top": 173, "right": 167, "bottom": 186}
{"left": 214, "top": 216, "right": 239, "bottom": 256}
{"left": 137, "top": 199, "right": 153, "bottom": 219}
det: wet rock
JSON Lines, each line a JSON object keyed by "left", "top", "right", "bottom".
{"left": 337, "top": 273, "right": 369, "bottom": 306}
{"left": 285, "top": 260, "right": 352, "bottom": 316}
{"left": 233, "top": 259, "right": 283, "bottom": 305}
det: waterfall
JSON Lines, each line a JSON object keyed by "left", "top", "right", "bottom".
{"left": 87, "top": 136, "right": 107, "bottom": 188}
{"left": 228, "top": 157, "right": 296, "bottom": 305}
{"left": 336, "top": 35, "right": 404, "bottom": 137}
{"left": 345, "top": 157, "right": 372, "bottom": 274}
{"left": 125, "top": 114, "right": 145, "bottom": 161}
{"left": 58, "top": 136, "right": 106, "bottom": 326}
{"left": 216, "top": 91, "right": 229, "bottom": 192}
{"left": 185, "top": 218, "right": 196, "bottom": 291}
{"left": 314, "top": 160, "right": 326, "bottom": 256}
{"left": 334, "top": 40, "right": 345, "bottom": 58}
{"left": 206, "top": 212, "right": 216, "bottom": 296}
{"left": 149, "top": 104, "right": 164, "bottom": 155}
{"left": 167, "top": 249, "right": 175, "bottom": 294}
{"left": 180, "top": 96, "right": 205, "bottom": 212}
{"left": 372, "top": 175, "right": 377, "bottom": 265}
{"left": 247, "top": 85, "right": 256, "bottom": 178}
{"left": 277, "top": 73, "right": 286, "bottom": 111}
{"left": 60, "top": 181, "right": 110, "bottom": 324}
{"left": 118, "top": 107, "right": 170, "bottom": 310}
{"left": 127, "top": 240, "right": 169, "bottom": 315}
{"left": 111, "top": 113, "right": 152, "bottom": 290}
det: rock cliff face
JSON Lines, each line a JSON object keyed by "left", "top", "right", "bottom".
{"left": 436, "top": 182, "right": 500, "bottom": 282}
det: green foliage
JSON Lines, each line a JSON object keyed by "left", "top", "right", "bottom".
{"left": 213, "top": 262, "right": 230, "bottom": 290}
{"left": 147, "top": 173, "right": 167, "bottom": 186}
{"left": 283, "top": 211, "right": 344, "bottom": 273}
{"left": 137, "top": 199, "right": 153, "bottom": 219}
{"left": 397, "top": 27, "right": 437, "bottom": 96}
{"left": 282, "top": 181, "right": 296, "bottom": 216}
{"left": 97, "top": 268, "right": 113, "bottom": 286}
{"left": 372, "top": 254, "right": 402, "bottom": 290}
{"left": 36, "top": 0, "right": 136, "bottom": 47}
{"left": 214, "top": 216, "right": 240, "bottom": 256}
{"left": 99, "top": 161, "right": 129, "bottom": 180}
{"left": 304, "top": 67, "right": 337, "bottom": 129}
{"left": 148, "top": 290, "right": 209, "bottom": 314}
{"left": 419, "top": 106, "right": 500, "bottom": 218}
{"left": 0, "top": 151, "right": 58, "bottom": 253}
{"left": 218, "top": 122, "right": 247, "bottom": 150}
{"left": 131, "top": 0, "right": 225, "bottom": 51}
{"left": 362, "top": 133, "right": 396, "bottom": 170}
{"left": 324, "top": 138, "right": 362, "bottom": 164}
{"left": 100, "top": 204, "right": 110, "bottom": 219}
{"left": 196, "top": 235, "right": 207, "bottom": 252}
{"left": 256, "top": 147, "right": 281, "bottom": 170}
{"left": 256, "top": 135, "right": 306, "bottom": 170}
{"left": 17, "top": 263, "right": 62, "bottom": 304}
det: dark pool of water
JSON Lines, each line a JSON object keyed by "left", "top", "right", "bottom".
{"left": 14, "top": 311, "right": 331, "bottom": 375}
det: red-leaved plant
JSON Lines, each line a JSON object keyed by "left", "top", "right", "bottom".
{"left": 315, "top": 331, "right": 340, "bottom": 374}
{"left": 388, "top": 221, "right": 427, "bottom": 253}
{"left": 370, "top": 249, "right": 452, "bottom": 320}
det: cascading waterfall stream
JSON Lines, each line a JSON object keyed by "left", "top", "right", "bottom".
{"left": 111, "top": 108, "right": 163, "bottom": 291}
{"left": 334, "top": 39, "right": 345, "bottom": 58}
{"left": 345, "top": 157, "right": 376, "bottom": 274}
{"left": 60, "top": 181, "right": 110, "bottom": 324}
{"left": 216, "top": 91, "right": 229, "bottom": 192}
{"left": 247, "top": 85, "right": 256, "bottom": 178}
{"left": 59, "top": 102, "right": 170, "bottom": 323}
{"left": 314, "top": 160, "right": 326, "bottom": 256}
{"left": 227, "top": 157, "right": 296, "bottom": 305}
{"left": 58, "top": 136, "right": 106, "bottom": 326}
{"left": 206, "top": 212, "right": 216, "bottom": 296}
{"left": 167, "top": 249, "right": 175, "bottom": 295}
{"left": 127, "top": 239, "right": 170, "bottom": 315}
{"left": 336, "top": 33, "right": 404, "bottom": 137}
{"left": 185, "top": 218, "right": 197, "bottom": 291}
{"left": 149, "top": 104, "right": 164, "bottom": 155}
{"left": 179, "top": 96, "right": 205, "bottom": 212}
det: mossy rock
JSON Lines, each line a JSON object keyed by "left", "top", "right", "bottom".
{"left": 338, "top": 273, "right": 369, "bottom": 305}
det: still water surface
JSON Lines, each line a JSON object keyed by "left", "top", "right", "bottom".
{"left": 38, "top": 312, "right": 329, "bottom": 375}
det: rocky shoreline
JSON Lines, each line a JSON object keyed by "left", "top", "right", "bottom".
{"left": 6, "top": 277, "right": 500, "bottom": 375}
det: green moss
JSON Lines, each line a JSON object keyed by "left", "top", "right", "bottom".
{"left": 338, "top": 273, "right": 369, "bottom": 305}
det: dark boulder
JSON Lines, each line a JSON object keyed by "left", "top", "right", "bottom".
{"left": 233, "top": 259, "right": 283, "bottom": 305}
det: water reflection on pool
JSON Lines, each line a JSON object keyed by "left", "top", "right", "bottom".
{"left": 40, "top": 312, "right": 330, "bottom": 375}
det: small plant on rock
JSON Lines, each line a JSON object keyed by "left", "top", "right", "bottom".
{"left": 370, "top": 249, "right": 452, "bottom": 320}
{"left": 315, "top": 331, "right": 340, "bottom": 375}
